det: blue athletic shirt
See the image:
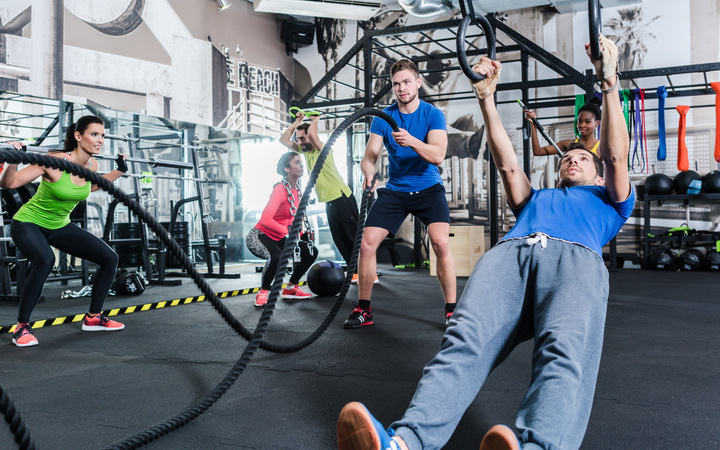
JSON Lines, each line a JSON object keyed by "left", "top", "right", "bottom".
{"left": 501, "top": 185, "right": 636, "bottom": 257}
{"left": 370, "top": 100, "right": 446, "bottom": 192}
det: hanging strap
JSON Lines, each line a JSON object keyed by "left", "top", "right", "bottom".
{"left": 711, "top": 82, "right": 720, "bottom": 163}
{"left": 640, "top": 89, "right": 649, "bottom": 173}
{"left": 631, "top": 89, "right": 644, "bottom": 173}
{"left": 676, "top": 105, "right": 690, "bottom": 171}
{"left": 621, "top": 89, "right": 632, "bottom": 135}
{"left": 657, "top": 85, "right": 668, "bottom": 161}
{"left": 574, "top": 94, "right": 586, "bottom": 139}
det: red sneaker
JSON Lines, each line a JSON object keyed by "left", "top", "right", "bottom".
{"left": 12, "top": 323, "right": 38, "bottom": 347}
{"left": 350, "top": 274, "right": 379, "bottom": 285}
{"left": 255, "top": 289, "right": 269, "bottom": 307}
{"left": 282, "top": 285, "right": 312, "bottom": 299}
{"left": 82, "top": 313, "right": 125, "bottom": 331}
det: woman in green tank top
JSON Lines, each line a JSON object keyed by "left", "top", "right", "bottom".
{"left": 0, "top": 115, "right": 129, "bottom": 347}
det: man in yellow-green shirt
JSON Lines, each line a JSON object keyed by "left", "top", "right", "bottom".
{"left": 280, "top": 111, "right": 359, "bottom": 267}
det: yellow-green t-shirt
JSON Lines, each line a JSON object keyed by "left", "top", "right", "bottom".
{"left": 303, "top": 148, "right": 352, "bottom": 203}
{"left": 13, "top": 172, "right": 90, "bottom": 229}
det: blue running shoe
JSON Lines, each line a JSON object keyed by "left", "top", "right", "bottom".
{"left": 337, "top": 402, "right": 400, "bottom": 450}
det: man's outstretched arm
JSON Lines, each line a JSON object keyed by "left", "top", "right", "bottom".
{"left": 279, "top": 110, "right": 303, "bottom": 152}
{"left": 471, "top": 57, "right": 532, "bottom": 209}
{"left": 307, "top": 115, "right": 324, "bottom": 151}
{"left": 589, "top": 34, "right": 630, "bottom": 203}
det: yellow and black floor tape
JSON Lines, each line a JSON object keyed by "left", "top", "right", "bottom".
{"left": 1, "top": 282, "right": 306, "bottom": 334}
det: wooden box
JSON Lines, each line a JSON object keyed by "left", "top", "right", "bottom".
{"left": 430, "top": 225, "right": 485, "bottom": 277}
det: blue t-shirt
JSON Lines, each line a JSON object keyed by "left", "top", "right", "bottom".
{"left": 370, "top": 100, "right": 446, "bottom": 192}
{"left": 501, "top": 185, "right": 636, "bottom": 256}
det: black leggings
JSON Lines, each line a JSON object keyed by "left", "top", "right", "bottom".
{"left": 11, "top": 220, "right": 119, "bottom": 323}
{"left": 246, "top": 227, "right": 318, "bottom": 290}
{"left": 325, "top": 193, "right": 359, "bottom": 265}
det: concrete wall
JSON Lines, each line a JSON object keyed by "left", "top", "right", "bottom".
{"left": 0, "top": 0, "right": 292, "bottom": 126}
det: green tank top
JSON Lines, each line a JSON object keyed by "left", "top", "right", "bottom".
{"left": 303, "top": 148, "right": 352, "bottom": 203}
{"left": 13, "top": 172, "right": 91, "bottom": 229}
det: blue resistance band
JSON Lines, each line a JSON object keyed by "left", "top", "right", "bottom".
{"left": 657, "top": 86, "right": 668, "bottom": 161}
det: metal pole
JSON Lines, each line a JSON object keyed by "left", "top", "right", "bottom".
{"left": 131, "top": 114, "right": 154, "bottom": 282}
{"left": 521, "top": 51, "right": 531, "bottom": 178}
{"left": 489, "top": 143, "right": 499, "bottom": 246}
{"left": 189, "top": 129, "right": 215, "bottom": 275}
{"left": 31, "top": 0, "right": 63, "bottom": 99}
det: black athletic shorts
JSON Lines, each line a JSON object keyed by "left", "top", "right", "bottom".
{"left": 365, "top": 183, "right": 450, "bottom": 236}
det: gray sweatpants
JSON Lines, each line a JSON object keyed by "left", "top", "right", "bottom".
{"left": 391, "top": 234, "right": 609, "bottom": 450}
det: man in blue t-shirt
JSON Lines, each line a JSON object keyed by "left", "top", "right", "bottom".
{"left": 342, "top": 59, "right": 457, "bottom": 330}
{"left": 337, "top": 35, "right": 634, "bottom": 450}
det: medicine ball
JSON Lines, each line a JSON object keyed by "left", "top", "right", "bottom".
{"left": 307, "top": 260, "right": 344, "bottom": 296}
{"left": 648, "top": 249, "right": 677, "bottom": 271}
{"left": 112, "top": 271, "right": 147, "bottom": 295}
{"left": 678, "top": 249, "right": 705, "bottom": 271}
{"left": 705, "top": 250, "right": 720, "bottom": 271}
{"left": 701, "top": 170, "right": 720, "bottom": 193}
{"left": 673, "top": 170, "right": 701, "bottom": 194}
{"left": 643, "top": 173, "right": 674, "bottom": 195}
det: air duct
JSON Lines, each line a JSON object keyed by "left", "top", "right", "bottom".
{"left": 397, "top": 0, "right": 453, "bottom": 17}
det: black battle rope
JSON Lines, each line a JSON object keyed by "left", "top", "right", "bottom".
{"left": 0, "top": 107, "right": 397, "bottom": 449}
{"left": 1, "top": 383, "right": 34, "bottom": 450}
{"left": 105, "top": 108, "right": 397, "bottom": 449}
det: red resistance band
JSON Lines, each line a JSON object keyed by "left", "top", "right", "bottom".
{"left": 712, "top": 82, "right": 720, "bottom": 163}
{"left": 676, "top": 105, "right": 690, "bottom": 171}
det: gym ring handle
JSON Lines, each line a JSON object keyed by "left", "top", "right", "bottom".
{"left": 456, "top": 13, "right": 496, "bottom": 83}
{"left": 588, "top": 0, "right": 602, "bottom": 60}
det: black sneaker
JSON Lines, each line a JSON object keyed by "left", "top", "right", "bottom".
{"left": 445, "top": 311, "right": 453, "bottom": 328}
{"left": 343, "top": 303, "right": 373, "bottom": 329}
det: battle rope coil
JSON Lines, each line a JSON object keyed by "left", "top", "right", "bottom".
{"left": 0, "top": 107, "right": 398, "bottom": 449}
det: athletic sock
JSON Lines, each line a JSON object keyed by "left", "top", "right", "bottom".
{"left": 445, "top": 302, "right": 457, "bottom": 313}
{"left": 358, "top": 300, "right": 371, "bottom": 311}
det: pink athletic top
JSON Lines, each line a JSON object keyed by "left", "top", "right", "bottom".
{"left": 255, "top": 182, "right": 299, "bottom": 241}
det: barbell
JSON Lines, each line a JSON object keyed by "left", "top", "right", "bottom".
{"left": 0, "top": 143, "right": 194, "bottom": 170}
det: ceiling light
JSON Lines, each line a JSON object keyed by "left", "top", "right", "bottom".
{"left": 216, "top": 0, "right": 232, "bottom": 12}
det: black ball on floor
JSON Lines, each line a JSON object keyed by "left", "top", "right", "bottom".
{"left": 307, "top": 260, "right": 344, "bottom": 296}
{"left": 678, "top": 249, "right": 705, "bottom": 271}
{"left": 648, "top": 249, "right": 677, "bottom": 270}
{"left": 644, "top": 173, "right": 674, "bottom": 195}
{"left": 701, "top": 170, "right": 720, "bottom": 193}
{"left": 705, "top": 250, "right": 720, "bottom": 271}
{"left": 673, "top": 170, "right": 702, "bottom": 194}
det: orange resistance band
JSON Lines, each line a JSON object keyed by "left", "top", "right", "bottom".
{"left": 676, "top": 105, "right": 690, "bottom": 171}
{"left": 712, "top": 82, "right": 720, "bottom": 162}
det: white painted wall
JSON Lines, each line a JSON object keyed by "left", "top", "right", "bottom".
{"left": 0, "top": 0, "right": 293, "bottom": 126}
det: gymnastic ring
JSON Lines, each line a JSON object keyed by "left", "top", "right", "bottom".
{"left": 588, "top": 0, "right": 602, "bottom": 60}
{"left": 456, "top": 13, "right": 496, "bottom": 83}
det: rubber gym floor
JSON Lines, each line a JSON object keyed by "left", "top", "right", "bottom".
{"left": 0, "top": 263, "right": 718, "bottom": 449}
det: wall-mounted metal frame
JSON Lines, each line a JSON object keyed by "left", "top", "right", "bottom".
{"left": 292, "top": 13, "right": 720, "bottom": 247}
